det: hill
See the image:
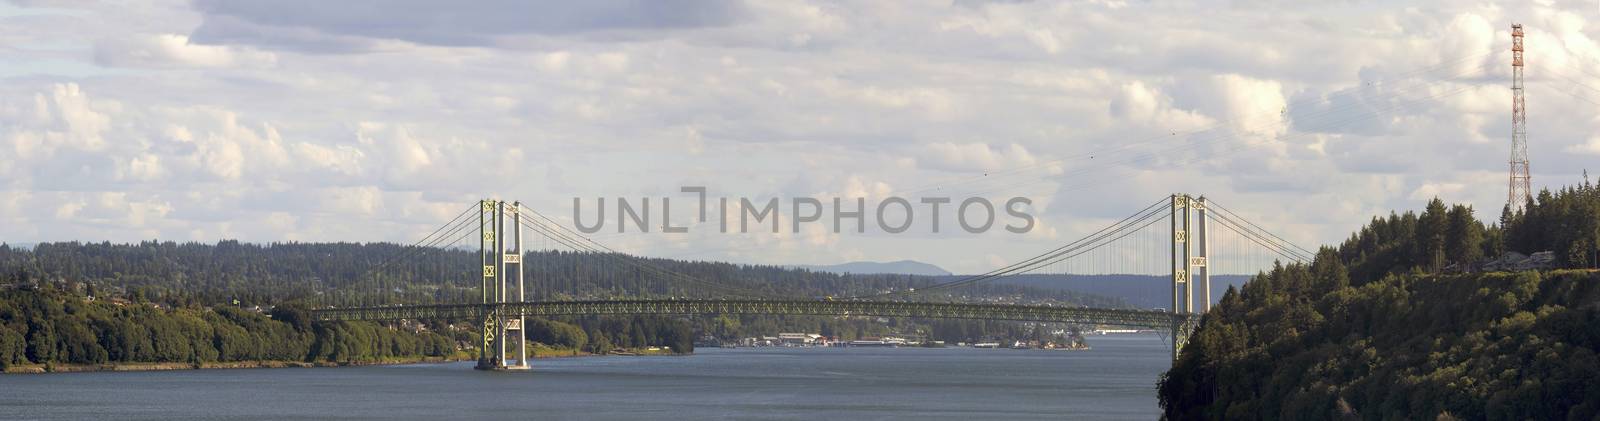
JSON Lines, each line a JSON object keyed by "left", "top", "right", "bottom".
{"left": 1161, "top": 268, "right": 1600, "bottom": 419}
{"left": 793, "top": 260, "right": 952, "bottom": 276}
{"left": 0, "top": 242, "right": 1131, "bottom": 361}
{"left": 982, "top": 274, "right": 1252, "bottom": 309}
{"left": 1160, "top": 186, "right": 1600, "bottom": 419}
{"left": 0, "top": 242, "right": 1125, "bottom": 309}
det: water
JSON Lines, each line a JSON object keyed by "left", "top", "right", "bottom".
{"left": 0, "top": 335, "right": 1168, "bottom": 420}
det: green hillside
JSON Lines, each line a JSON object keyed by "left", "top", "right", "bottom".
{"left": 1160, "top": 185, "right": 1600, "bottom": 419}
{"left": 1161, "top": 267, "right": 1600, "bottom": 419}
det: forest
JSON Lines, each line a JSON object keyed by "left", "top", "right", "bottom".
{"left": 1159, "top": 183, "right": 1600, "bottom": 419}
{"left": 0, "top": 236, "right": 1122, "bottom": 368}
{"left": 0, "top": 241, "right": 1121, "bottom": 309}
{"left": 0, "top": 286, "right": 457, "bottom": 371}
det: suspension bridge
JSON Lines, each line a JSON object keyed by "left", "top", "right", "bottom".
{"left": 307, "top": 194, "right": 1310, "bottom": 371}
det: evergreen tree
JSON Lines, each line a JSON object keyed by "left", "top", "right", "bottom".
{"left": 1417, "top": 198, "right": 1448, "bottom": 271}
{"left": 1444, "top": 204, "right": 1483, "bottom": 267}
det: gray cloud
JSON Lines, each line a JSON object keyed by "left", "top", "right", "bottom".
{"left": 189, "top": 0, "right": 747, "bottom": 51}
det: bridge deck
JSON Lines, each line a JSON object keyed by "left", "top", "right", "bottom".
{"left": 312, "top": 299, "right": 1195, "bottom": 330}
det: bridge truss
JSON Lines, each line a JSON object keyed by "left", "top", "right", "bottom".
{"left": 312, "top": 299, "right": 1199, "bottom": 331}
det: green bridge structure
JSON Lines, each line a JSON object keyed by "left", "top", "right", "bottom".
{"left": 310, "top": 195, "right": 1311, "bottom": 370}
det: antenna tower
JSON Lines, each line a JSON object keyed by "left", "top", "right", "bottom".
{"left": 1509, "top": 23, "right": 1532, "bottom": 210}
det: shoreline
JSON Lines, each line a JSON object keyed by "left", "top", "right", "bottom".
{"left": 2, "top": 357, "right": 465, "bottom": 374}
{"left": 1, "top": 348, "right": 689, "bottom": 374}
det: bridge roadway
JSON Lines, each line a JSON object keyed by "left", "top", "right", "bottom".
{"left": 311, "top": 299, "right": 1198, "bottom": 330}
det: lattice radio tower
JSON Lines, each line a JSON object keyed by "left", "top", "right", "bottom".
{"left": 1509, "top": 23, "right": 1532, "bottom": 211}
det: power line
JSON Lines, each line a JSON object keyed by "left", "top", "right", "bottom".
{"left": 513, "top": 203, "right": 783, "bottom": 299}
{"left": 961, "top": 80, "right": 1487, "bottom": 200}
{"left": 851, "top": 197, "right": 1171, "bottom": 299}
{"left": 1207, "top": 213, "right": 1309, "bottom": 264}
{"left": 328, "top": 203, "right": 478, "bottom": 307}
{"left": 1203, "top": 198, "right": 1316, "bottom": 257}
{"left": 891, "top": 50, "right": 1502, "bottom": 198}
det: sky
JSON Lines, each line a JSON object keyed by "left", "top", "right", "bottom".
{"left": 4, "top": 0, "right": 1600, "bottom": 274}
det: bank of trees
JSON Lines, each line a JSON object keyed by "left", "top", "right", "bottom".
{"left": 0, "top": 239, "right": 1121, "bottom": 358}
{"left": 1500, "top": 183, "right": 1600, "bottom": 268}
{"left": 0, "top": 287, "right": 454, "bottom": 370}
{"left": 519, "top": 315, "right": 699, "bottom": 355}
{"left": 0, "top": 242, "right": 1116, "bottom": 309}
{"left": 1338, "top": 198, "right": 1489, "bottom": 282}
{"left": 1339, "top": 182, "right": 1600, "bottom": 282}
{"left": 1160, "top": 187, "right": 1600, "bottom": 419}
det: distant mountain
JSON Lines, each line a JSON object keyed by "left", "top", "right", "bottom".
{"left": 938, "top": 273, "right": 1253, "bottom": 310}
{"left": 793, "top": 260, "right": 953, "bottom": 276}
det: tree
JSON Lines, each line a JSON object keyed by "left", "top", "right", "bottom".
{"left": 55, "top": 319, "right": 107, "bottom": 364}
{"left": 1483, "top": 225, "right": 1506, "bottom": 259}
{"left": 631, "top": 329, "right": 648, "bottom": 349}
{"left": 26, "top": 320, "right": 55, "bottom": 363}
{"left": 1418, "top": 198, "right": 1448, "bottom": 272}
{"left": 0, "top": 326, "right": 24, "bottom": 368}
{"left": 1309, "top": 247, "right": 1348, "bottom": 292}
{"left": 526, "top": 318, "right": 587, "bottom": 350}
{"left": 1444, "top": 204, "right": 1484, "bottom": 268}
{"left": 586, "top": 329, "right": 613, "bottom": 355}
{"left": 269, "top": 305, "right": 312, "bottom": 332}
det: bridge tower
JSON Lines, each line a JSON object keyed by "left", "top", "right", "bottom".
{"left": 476, "top": 199, "right": 529, "bottom": 371}
{"left": 1195, "top": 196, "right": 1210, "bottom": 313}
{"left": 1169, "top": 194, "right": 1206, "bottom": 360}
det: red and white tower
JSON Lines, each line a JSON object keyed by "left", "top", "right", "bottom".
{"left": 1509, "top": 24, "right": 1532, "bottom": 211}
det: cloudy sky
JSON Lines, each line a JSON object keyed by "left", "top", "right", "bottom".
{"left": 4, "top": 0, "right": 1599, "bottom": 274}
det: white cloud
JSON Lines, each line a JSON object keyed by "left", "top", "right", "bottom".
{"left": 6, "top": 0, "right": 1600, "bottom": 274}
{"left": 1110, "top": 81, "right": 1212, "bottom": 130}
{"left": 292, "top": 142, "right": 366, "bottom": 176}
{"left": 921, "top": 142, "right": 1038, "bottom": 173}
{"left": 5, "top": 83, "right": 112, "bottom": 157}
{"left": 94, "top": 34, "right": 277, "bottom": 68}
{"left": 1212, "top": 74, "right": 1288, "bottom": 145}
{"left": 1564, "top": 136, "right": 1600, "bottom": 155}
{"left": 122, "top": 153, "right": 166, "bottom": 181}
{"left": 840, "top": 176, "right": 893, "bottom": 200}
{"left": 1410, "top": 181, "right": 1467, "bottom": 201}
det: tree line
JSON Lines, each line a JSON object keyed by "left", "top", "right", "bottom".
{"left": 524, "top": 316, "right": 695, "bottom": 355}
{"left": 0, "top": 239, "right": 1125, "bottom": 355}
{"left": 0, "top": 242, "right": 1122, "bottom": 309}
{"left": 1339, "top": 180, "right": 1600, "bottom": 282}
{"left": 0, "top": 286, "right": 455, "bottom": 370}
{"left": 1159, "top": 185, "right": 1600, "bottom": 419}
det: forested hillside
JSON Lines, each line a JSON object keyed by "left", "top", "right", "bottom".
{"left": 0, "top": 287, "right": 457, "bottom": 371}
{"left": 0, "top": 242, "right": 1124, "bottom": 309}
{"left": 0, "top": 238, "right": 1128, "bottom": 366}
{"left": 1159, "top": 185, "right": 1600, "bottom": 419}
{"left": 989, "top": 274, "right": 1252, "bottom": 309}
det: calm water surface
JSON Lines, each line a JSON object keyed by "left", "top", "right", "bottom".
{"left": 0, "top": 335, "right": 1168, "bottom": 420}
